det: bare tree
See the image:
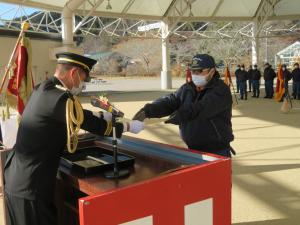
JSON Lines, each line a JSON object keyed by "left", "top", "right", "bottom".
{"left": 113, "top": 38, "right": 161, "bottom": 74}
{"left": 79, "top": 35, "right": 114, "bottom": 53}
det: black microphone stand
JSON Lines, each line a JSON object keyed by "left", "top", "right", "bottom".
{"left": 104, "top": 114, "right": 130, "bottom": 179}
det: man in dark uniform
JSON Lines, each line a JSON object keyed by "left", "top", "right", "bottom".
{"left": 4, "top": 52, "right": 144, "bottom": 225}
{"left": 251, "top": 64, "right": 261, "bottom": 98}
{"left": 132, "top": 54, "right": 234, "bottom": 157}
{"left": 247, "top": 64, "right": 253, "bottom": 92}
{"left": 263, "top": 62, "right": 276, "bottom": 98}
{"left": 235, "top": 64, "right": 241, "bottom": 93}
{"left": 291, "top": 62, "right": 300, "bottom": 99}
{"left": 282, "top": 64, "right": 292, "bottom": 101}
{"left": 238, "top": 64, "right": 248, "bottom": 100}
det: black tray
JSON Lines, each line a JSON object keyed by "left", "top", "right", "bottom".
{"left": 60, "top": 146, "right": 135, "bottom": 175}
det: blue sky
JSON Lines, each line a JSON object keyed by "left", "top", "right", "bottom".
{"left": 0, "top": 2, "right": 38, "bottom": 20}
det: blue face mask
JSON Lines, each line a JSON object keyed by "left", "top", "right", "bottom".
{"left": 192, "top": 74, "right": 208, "bottom": 87}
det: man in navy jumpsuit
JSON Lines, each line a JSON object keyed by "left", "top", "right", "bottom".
{"left": 133, "top": 54, "right": 234, "bottom": 157}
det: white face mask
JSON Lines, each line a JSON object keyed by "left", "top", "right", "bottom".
{"left": 70, "top": 73, "right": 85, "bottom": 95}
{"left": 282, "top": 67, "right": 286, "bottom": 71}
{"left": 192, "top": 74, "right": 208, "bottom": 87}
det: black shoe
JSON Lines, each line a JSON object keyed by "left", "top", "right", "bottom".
{"left": 256, "top": 95, "right": 259, "bottom": 98}
{"left": 251, "top": 95, "right": 256, "bottom": 97}
{"left": 264, "top": 96, "right": 268, "bottom": 98}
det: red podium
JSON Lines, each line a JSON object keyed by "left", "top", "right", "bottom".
{"left": 57, "top": 135, "right": 231, "bottom": 225}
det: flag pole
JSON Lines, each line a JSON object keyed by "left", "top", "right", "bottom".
{"left": 0, "top": 22, "right": 30, "bottom": 94}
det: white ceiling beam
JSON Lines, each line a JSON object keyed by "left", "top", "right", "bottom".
{"left": 73, "top": 0, "right": 104, "bottom": 33}
{"left": 211, "top": 0, "right": 224, "bottom": 17}
{"left": 122, "top": 0, "right": 136, "bottom": 14}
{"left": 163, "top": 0, "right": 197, "bottom": 38}
{"left": 254, "top": 0, "right": 281, "bottom": 36}
{"left": 3, "top": 0, "right": 300, "bottom": 23}
{"left": 169, "top": 16, "right": 253, "bottom": 22}
{"left": 163, "top": 0, "right": 181, "bottom": 17}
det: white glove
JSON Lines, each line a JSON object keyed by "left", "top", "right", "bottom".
{"left": 123, "top": 120, "right": 145, "bottom": 134}
{"left": 102, "top": 111, "right": 112, "bottom": 121}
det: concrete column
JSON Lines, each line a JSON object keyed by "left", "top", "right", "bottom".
{"left": 161, "top": 20, "right": 172, "bottom": 90}
{"left": 251, "top": 22, "right": 259, "bottom": 66}
{"left": 62, "top": 0, "right": 85, "bottom": 46}
{"left": 264, "top": 30, "right": 268, "bottom": 63}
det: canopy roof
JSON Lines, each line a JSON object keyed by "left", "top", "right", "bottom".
{"left": 2, "top": 0, "right": 300, "bottom": 21}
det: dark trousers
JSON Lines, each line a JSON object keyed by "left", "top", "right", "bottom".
{"left": 294, "top": 81, "right": 300, "bottom": 99}
{"left": 248, "top": 79, "right": 253, "bottom": 91}
{"left": 252, "top": 80, "right": 260, "bottom": 97}
{"left": 239, "top": 81, "right": 247, "bottom": 99}
{"left": 284, "top": 82, "right": 290, "bottom": 98}
{"left": 236, "top": 80, "right": 240, "bottom": 93}
{"left": 292, "top": 82, "right": 296, "bottom": 97}
{"left": 4, "top": 192, "right": 57, "bottom": 225}
{"left": 265, "top": 80, "right": 274, "bottom": 98}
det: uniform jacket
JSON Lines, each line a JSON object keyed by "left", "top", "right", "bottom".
{"left": 283, "top": 69, "right": 292, "bottom": 86}
{"left": 252, "top": 69, "right": 261, "bottom": 80}
{"left": 235, "top": 68, "right": 241, "bottom": 80}
{"left": 143, "top": 73, "right": 234, "bottom": 152}
{"left": 4, "top": 76, "right": 123, "bottom": 201}
{"left": 292, "top": 68, "right": 300, "bottom": 82}
{"left": 264, "top": 67, "right": 276, "bottom": 80}
{"left": 247, "top": 68, "right": 253, "bottom": 80}
{"left": 237, "top": 70, "right": 248, "bottom": 82}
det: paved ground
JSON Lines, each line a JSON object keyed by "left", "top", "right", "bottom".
{"left": 1, "top": 77, "right": 300, "bottom": 224}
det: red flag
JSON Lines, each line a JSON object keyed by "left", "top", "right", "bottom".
{"left": 7, "top": 36, "right": 34, "bottom": 115}
{"left": 224, "top": 66, "right": 231, "bottom": 86}
{"left": 275, "top": 64, "right": 285, "bottom": 102}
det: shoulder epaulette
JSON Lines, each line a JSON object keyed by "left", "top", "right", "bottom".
{"left": 55, "top": 85, "right": 67, "bottom": 92}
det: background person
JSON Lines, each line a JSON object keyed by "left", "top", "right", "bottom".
{"left": 251, "top": 64, "right": 261, "bottom": 98}
{"left": 263, "top": 63, "right": 276, "bottom": 98}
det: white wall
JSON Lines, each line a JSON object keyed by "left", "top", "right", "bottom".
{"left": 0, "top": 36, "right": 61, "bottom": 86}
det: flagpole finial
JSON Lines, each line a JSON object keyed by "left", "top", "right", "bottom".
{"left": 21, "top": 22, "right": 30, "bottom": 31}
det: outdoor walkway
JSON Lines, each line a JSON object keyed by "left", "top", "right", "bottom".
{"left": 1, "top": 78, "right": 300, "bottom": 224}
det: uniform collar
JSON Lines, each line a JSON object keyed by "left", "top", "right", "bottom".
{"left": 52, "top": 75, "right": 66, "bottom": 88}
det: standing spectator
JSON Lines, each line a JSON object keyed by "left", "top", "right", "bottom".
{"left": 291, "top": 62, "right": 300, "bottom": 99}
{"left": 263, "top": 63, "right": 276, "bottom": 98}
{"left": 235, "top": 65, "right": 241, "bottom": 93}
{"left": 282, "top": 64, "right": 292, "bottom": 100}
{"left": 252, "top": 64, "right": 261, "bottom": 98}
{"left": 247, "top": 65, "right": 253, "bottom": 92}
{"left": 239, "top": 64, "right": 248, "bottom": 100}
